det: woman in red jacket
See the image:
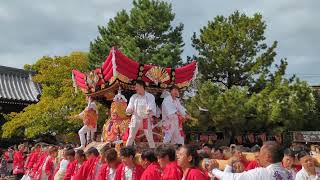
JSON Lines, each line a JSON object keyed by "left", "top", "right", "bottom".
{"left": 140, "top": 149, "right": 162, "bottom": 180}
{"left": 155, "top": 144, "right": 182, "bottom": 180}
{"left": 97, "top": 148, "right": 120, "bottom": 180}
{"left": 177, "top": 145, "right": 210, "bottom": 180}
{"left": 38, "top": 146, "right": 58, "bottom": 180}
{"left": 64, "top": 150, "right": 86, "bottom": 180}
{"left": 13, "top": 144, "right": 25, "bottom": 179}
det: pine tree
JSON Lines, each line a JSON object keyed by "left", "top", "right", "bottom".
{"left": 89, "top": 0, "right": 184, "bottom": 68}
{"left": 192, "top": 11, "right": 283, "bottom": 92}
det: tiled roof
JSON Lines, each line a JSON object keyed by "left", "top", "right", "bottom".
{"left": 0, "top": 65, "right": 41, "bottom": 104}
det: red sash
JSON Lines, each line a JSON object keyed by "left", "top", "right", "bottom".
{"left": 143, "top": 118, "right": 148, "bottom": 130}
{"left": 177, "top": 115, "right": 185, "bottom": 137}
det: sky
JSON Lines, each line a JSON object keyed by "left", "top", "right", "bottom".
{"left": 0, "top": 0, "right": 319, "bottom": 84}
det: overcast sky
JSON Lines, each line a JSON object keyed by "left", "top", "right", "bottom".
{"left": 1, "top": 0, "right": 319, "bottom": 84}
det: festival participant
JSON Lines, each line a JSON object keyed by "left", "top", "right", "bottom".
{"left": 64, "top": 150, "right": 86, "bottom": 180}
{"left": 208, "top": 141, "right": 293, "bottom": 180}
{"left": 177, "top": 145, "right": 209, "bottom": 180}
{"left": 32, "top": 145, "right": 49, "bottom": 179}
{"left": 140, "top": 149, "right": 162, "bottom": 180}
{"left": 13, "top": 144, "right": 25, "bottom": 179}
{"left": 114, "top": 146, "right": 144, "bottom": 180}
{"left": 72, "top": 147, "right": 100, "bottom": 180}
{"left": 75, "top": 96, "right": 98, "bottom": 150}
{"left": 232, "top": 146, "right": 249, "bottom": 168}
{"left": 295, "top": 151, "right": 320, "bottom": 179}
{"left": 38, "top": 146, "right": 59, "bottom": 180}
{"left": 162, "top": 86, "right": 188, "bottom": 145}
{"left": 125, "top": 80, "right": 156, "bottom": 148}
{"left": 155, "top": 144, "right": 182, "bottom": 180}
{"left": 25, "top": 144, "right": 41, "bottom": 170}
{"left": 54, "top": 148, "right": 74, "bottom": 180}
{"left": 281, "top": 148, "right": 300, "bottom": 178}
{"left": 97, "top": 148, "right": 120, "bottom": 180}
{"left": 245, "top": 145, "right": 260, "bottom": 171}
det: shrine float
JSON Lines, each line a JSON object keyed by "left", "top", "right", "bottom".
{"left": 72, "top": 47, "right": 197, "bottom": 146}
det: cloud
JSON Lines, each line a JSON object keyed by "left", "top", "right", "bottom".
{"left": 0, "top": 0, "right": 319, "bottom": 84}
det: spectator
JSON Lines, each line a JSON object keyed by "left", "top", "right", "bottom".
{"left": 201, "top": 144, "right": 212, "bottom": 157}
{"left": 177, "top": 145, "right": 209, "bottom": 180}
{"left": 155, "top": 144, "right": 182, "bottom": 180}
{"left": 140, "top": 149, "right": 162, "bottom": 180}
{"left": 0, "top": 149, "right": 8, "bottom": 178}
{"left": 5, "top": 147, "right": 14, "bottom": 175}
{"left": 295, "top": 151, "right": 320, "bottom": 179}
{"left": 244, "top": 132, "right": 257, "bottom": 148}
{"left": 114, "top": 146, "right": 144, "bottom": 180}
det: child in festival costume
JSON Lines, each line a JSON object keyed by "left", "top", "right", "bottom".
{"left": 97, "top": 148, "right": 120, "bottom": 180}
{"left": 114, "top": 146, "right": 144, "bottom": 180}
{"left": 75, "top": 96, "right": 98, "bottom": 150}
{"left": 54, "top": 148, "right": 74, "bottom": 180}
{"left": 13, "top": 144, "right": 25, "bottom": 179}
{"left": 177, "top": 145, "right": 210, "bottom": 180}
{"left": 37, "top": 146, "right": 58, "bottom": 180}
{"left": 155, "top": 144, "right": 182, "bottom": 180}
{"left": 140, "top": 149, "right": 162, "bottom": 180}
{"left": 72, "top": 147, "right": 100, "bottom": 180}
{"left": 64, "top": 150, "right": 86, "bottom": 180}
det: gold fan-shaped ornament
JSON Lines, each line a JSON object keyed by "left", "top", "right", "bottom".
{"left": 145, "top": 66, "right": 170, "bottom": 85}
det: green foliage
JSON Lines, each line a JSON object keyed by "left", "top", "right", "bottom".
{"left": 187, "top": 79, "right": 316, "bottom": 134}
{"left": 89, "top": 0, "right": 184, "bottom": 68}
{"left": 2, "top": 52, "right": 99, "bottom": 138}
{"left": 192, "top": 11, "right": 282, "bottom": 91}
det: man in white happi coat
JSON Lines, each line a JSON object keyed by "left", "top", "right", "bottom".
{"left": 161, "top": 86, "right": 188, "bottom": 145}
{"left": 295, "top": 151, "right": 320, "bottom": 180}
{"left": 75, "top": 96, "right": 98, "bottom": 150}
{"left": 208, "top": 141, "right": 294, "bottom": 180}
{"left": 126, "top": 80, "right": 156, "bottom": 148}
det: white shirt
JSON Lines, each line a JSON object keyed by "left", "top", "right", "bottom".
{"left": 126, "top": 92, "right": 156, "bottom": 127}
{"left": 212, "top": 163, "right": 294, "bottom": 180}
{"left": 124, "top": 166, "right": 133, "bottom": 180}
{"left": 59, "top": 159, "right": 69, "bottom": 171}
{"left": 93, "top": 162, "right": 102, "bottom": 180}
{"left": 108, "top": 168, "right": 116, "bottom": 180}
{"left": 162, "top": 95, "right": 186, "bottom": 119}
{"left": 295, "top": 167, "right": 320, "bottom": 180}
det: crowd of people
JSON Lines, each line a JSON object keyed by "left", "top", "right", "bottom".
{"left": 0, "top": 140, "right": 319, "bottom": 180}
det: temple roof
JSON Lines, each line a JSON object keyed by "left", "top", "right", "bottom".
{"left": 0, "top": 65, "right": 41, "bottom": 104}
